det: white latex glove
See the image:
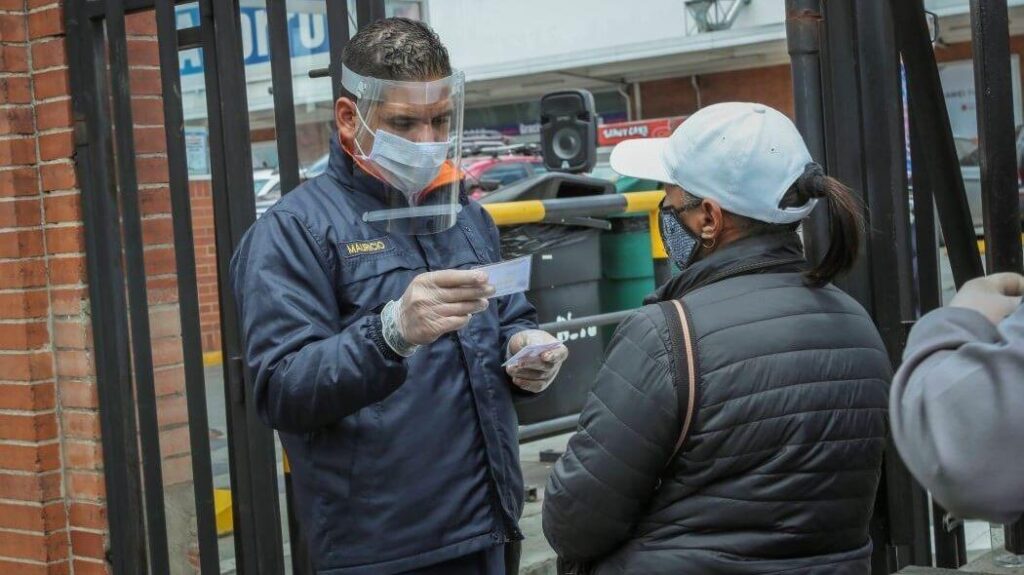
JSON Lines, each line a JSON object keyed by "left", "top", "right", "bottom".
{"left": 950, "top": 272, "right": 1024, "bottom": 324}
{"left": 397, "top": 270, "right": 494, "bottom": 346}
{"left": 505, "top": 329, "right": 569, "bottom": 393}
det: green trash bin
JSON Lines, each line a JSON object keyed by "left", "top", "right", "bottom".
{"left": 600, "top": 215, "right": 656, "bottom": 345}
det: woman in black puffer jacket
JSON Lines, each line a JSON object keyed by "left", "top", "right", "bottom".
{"left": 542, "top": 103, "right": 890, "bottom": 575}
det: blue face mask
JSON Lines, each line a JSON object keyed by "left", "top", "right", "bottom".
{"left": 659, "top": 200, "right": 702, "bottom": 271}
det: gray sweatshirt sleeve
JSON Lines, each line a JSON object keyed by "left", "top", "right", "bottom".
{"left": 890, "top": 303, "right": 1024, "bottom": 524}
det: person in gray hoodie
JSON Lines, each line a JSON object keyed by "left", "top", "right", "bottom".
{"left": 891, "top": 272, "right": 1024, "bottom": 524}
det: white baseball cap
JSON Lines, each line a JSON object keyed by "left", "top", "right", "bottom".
{"left": 610, "top": 102, "right": 817, "bottom": 224}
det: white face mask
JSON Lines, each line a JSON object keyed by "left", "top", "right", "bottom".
{"left": 355, "top": 110, "right": 450, "bottom": 201}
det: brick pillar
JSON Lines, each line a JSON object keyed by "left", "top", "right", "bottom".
{"left": 0, "top": 0, "right": 76, "bottom": 573}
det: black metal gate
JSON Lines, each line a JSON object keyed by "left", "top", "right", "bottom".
{"left": 67, "top": 0, "right": 1022, "bottom": 573}
{"left": 66, "top": 0, "right": 381, "bottom": 573}
{"left": 787, "top": 0, "right": 1024, "bottom": 571}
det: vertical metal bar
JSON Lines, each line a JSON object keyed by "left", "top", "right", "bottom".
{"left": 267, "top": 0, "right": 301, "bottom": 194}
{"left": 65, "top": 2, "right": 148, "bottom": 572}
{"left": 909, "top": 112, "right": 944, "bottom": 314}
{"left": 104, "top": 2, "right": 172, "bottom": 571}
{"left": 284, "top": 456, "right": 314, "bottom": 575}
{"left": 1007, "top": 527, "right": 1024, "bottom": 558}
{"left": 970, "top": 0, "right": 1024, "bottom": 553}
{"left": 932, "top": 501, "right": 968, "bottom": 568}
{"left": 326, "top": 0, "right": 351, "bottom": 101}
{"left": 853, "top": 0, "right": 914, "bottom": 372}
{"left": 356, "top": 0, "right": 386, "bottom": 30}
{"left": 154, "top": 1, "right": 221, "bottom": 572}
{"left": 896, "top": 0, "right": 984, "bottom": 288}
{"left": 971, "top": 0, "right": 1024, "bottom": 277}
{"left": 853, "top": 1, "right": 933, "bottom": 569}
{"left": 819, "top": 0, "right": 872, "bottom": 309}
{"left": 822, "top": 1, "right": 935, "bottom": 571}
{"left": 909, "top": 66, "right": 967, "bottom": 569}
{"left": 785, "top": 0, "right": 830, "bottom": 269}
{"left": 819, "top": 6, "right": 888, "bottom": 571}
{"left": 199, "top": 0, "right": 285, "bottom": 571}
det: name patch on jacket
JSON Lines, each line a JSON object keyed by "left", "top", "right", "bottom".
{"left": 342, "top": 238, "right": 393, "bottom": 258}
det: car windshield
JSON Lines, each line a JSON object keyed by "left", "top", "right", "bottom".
{"left": 253, "top": 178, "right": 271, "bottom": 194}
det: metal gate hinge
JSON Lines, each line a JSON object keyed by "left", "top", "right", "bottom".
{"left": 73, "top": 118, "right": 89, "bottom": 147}
{"left": 229, "top": 356, "right": 246, "bottom": 405}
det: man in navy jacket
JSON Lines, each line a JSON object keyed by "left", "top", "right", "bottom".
{"left": 230, "top": 18, "right": 567, "bottom": 575}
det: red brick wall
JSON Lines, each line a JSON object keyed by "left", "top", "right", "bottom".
{"left": 636, "top": 36, "right": 1024, "bottom": 123}
{"left": 189, "top": 180, "right": 221, "bottom": 354}
{"left": 1, "top": 0, "right": 78, "bottom": 572}
{"left": 639, "top": 63, "right": 796, "bottom": 120}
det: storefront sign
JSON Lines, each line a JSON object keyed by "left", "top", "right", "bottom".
{"left": 939, "top": 56, "right": 1023, "bottom": 141}
{"left": 597, "top": 116, "right": 687, "bottom": 146}
{"left": 176, "top": 5, "right": 330, "bottom": 76}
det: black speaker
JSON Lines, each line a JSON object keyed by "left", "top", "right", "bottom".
{"left": 540, "top": 90, "right": 597, "bottom": 174}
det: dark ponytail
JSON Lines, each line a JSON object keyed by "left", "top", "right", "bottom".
{"left": 784, "top": 163, "right": 865, "bottom": 287}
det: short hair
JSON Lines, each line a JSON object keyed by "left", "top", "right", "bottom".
{"left": 341, "top": 17, "right": 452, "bottom": 82}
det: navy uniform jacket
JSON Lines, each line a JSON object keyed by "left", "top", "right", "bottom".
{"left": 230, "top": 137, "right": 536, "bottom": 574}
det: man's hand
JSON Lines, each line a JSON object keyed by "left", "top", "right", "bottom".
{"left": 506, "top": 330, "right": 569, "bottom": 393}
{"left": 950, "top": 272, "right": 1024, "bottom": 324}
{"left": 397, "top": 270, "right": 495, "bottom": 346}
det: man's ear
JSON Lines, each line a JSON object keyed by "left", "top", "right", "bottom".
{"left": 336, "top": 97, "right": 358, "bottom": 148}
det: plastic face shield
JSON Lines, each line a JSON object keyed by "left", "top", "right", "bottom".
{"left": 342, "top": 64, "right": 466, "bottom": 235}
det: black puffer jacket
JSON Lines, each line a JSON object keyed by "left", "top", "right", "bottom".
{"left": 542, "top": 232, "right": 891, "bottom": 574}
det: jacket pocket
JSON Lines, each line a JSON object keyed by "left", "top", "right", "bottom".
{"left": 335, "top": 251, "right": 423, "bottom": 315}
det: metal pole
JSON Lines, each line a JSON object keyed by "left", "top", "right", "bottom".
{"left": 325, "top": 0, "right": 351, "bottom": 101}
{"left": 199, "top": 0, "right": 284, "bottom": 571}
{"left": 819, "top": 0, "right": 872, "bottom": 308}
{"left": 909, "top": 61, "right": 968, "bottom": 570}
{"left": 267, "top": 0, "right": 301, "bottom": 195}
{"left": 153, "top": 0, "right": 221, "bottom": 569}
{"left": 969, "top": 0, "right": 1024, "bottom": 556}
{"left": 972, "top": 0, "right": 1023, "bottom": 276}
{"left": 104, "top": 0, "right": 171, "bottom": 570}
{"left": 820, "top": 1, "right": 933, "bottom": 571}
{"left": 356, "top": 0, "right": 386, "bottom": 30}
{"left": 66, "top": 3, "right": 148, "bottom": 571}
{"left": 853, "top": 1, "right": 933, "bottom": 569}
{"left": 971, "top": 0, "right": 1024, "bottom": 277}
{"left": 785, "top": 0, "right": 830, "bottom": 269}
{"left": 895, "top": 0, "right": 984, "bottom": 288}
{"left": 518, "top": 414, "right": 580, "bottom": 442}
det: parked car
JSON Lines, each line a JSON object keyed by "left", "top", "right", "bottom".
{"left": 955, "top": 127, "right": 1024, "bottom": 234}
{"left": 463, "top": 154, "right": 546, "bottom": 200}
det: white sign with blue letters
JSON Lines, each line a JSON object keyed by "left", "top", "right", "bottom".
{"left": 176, "top": 5, "right": 330, "bottom": 77}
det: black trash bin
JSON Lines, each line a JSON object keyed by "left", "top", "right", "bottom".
{"left": 500, "top": 224, "right": 604, "bottom": 425}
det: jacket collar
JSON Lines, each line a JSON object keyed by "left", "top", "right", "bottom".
{"left": 326, "top": 134, "right": 389, "bottom": 204}
{"left": 647, "top": 231, "right": 808, "bottom": 304}
{"left": 325, "top": 134, "right": 469, "bottom": 209}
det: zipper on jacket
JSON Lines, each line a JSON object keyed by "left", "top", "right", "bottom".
{"left": 417, "top": 230, "right": 521, "bottom": 539}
